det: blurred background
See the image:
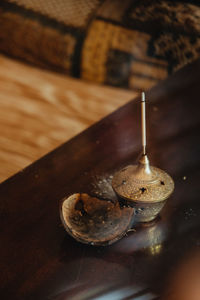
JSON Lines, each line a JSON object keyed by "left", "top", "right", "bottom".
{"left": 0, "top": 0, "right": 200, "bottom": 182}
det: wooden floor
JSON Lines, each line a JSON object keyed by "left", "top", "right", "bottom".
{"left": 0, "top": 55, "right": 136, "bottom": 182}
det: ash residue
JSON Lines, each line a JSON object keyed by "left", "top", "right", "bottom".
{"left": 91, "top": 174, "right": 117, "bottom": 202}
{"left": 184, "top": 208, "right": 197, "bottom": 220}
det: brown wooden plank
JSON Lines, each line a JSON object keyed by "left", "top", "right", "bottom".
{"left": 0, "top": 54, "right": 136, "bottom": 182}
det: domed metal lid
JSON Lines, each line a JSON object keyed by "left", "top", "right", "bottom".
{"left": 112, "top": 154, "right": 174, "bottom": 203}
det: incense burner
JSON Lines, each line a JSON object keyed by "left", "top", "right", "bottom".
{"left": 112, "top": 92, "right": 174, "bottom": 222}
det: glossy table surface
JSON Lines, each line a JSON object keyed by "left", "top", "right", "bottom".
{"left": 1, "top": 60, "right": 200, "bottom": 300}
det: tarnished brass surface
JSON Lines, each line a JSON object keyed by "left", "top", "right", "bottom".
{"left": 112, "top": 163, "right": 174, "bottom": 203}
{"left": 112, "top": 154, "right": 174, "bottom": 222}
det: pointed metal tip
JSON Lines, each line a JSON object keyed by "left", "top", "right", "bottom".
{"left": 141, "top": 91, "right": 145, "bottom": 102}
{"left": 141, "top": 91, "right": 146, "bottom": 155}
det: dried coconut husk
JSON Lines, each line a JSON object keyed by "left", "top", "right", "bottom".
{"left": 60, "top": 193, "right": 134, "bottom": 246}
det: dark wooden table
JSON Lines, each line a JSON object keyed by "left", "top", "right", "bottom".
{"left": 1, "top": 60, "right": 200, "bottom": 300}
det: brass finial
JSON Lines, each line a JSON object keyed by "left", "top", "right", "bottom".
{"left": 141, "top": 91, "right": 146, "bottom": 156}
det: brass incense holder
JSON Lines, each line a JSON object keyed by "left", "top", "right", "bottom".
{"left": 112, "top": 92, "right": 175, "bottom": 222}
{"left": 60, "top": 92, "right": 174, "bottom": 246}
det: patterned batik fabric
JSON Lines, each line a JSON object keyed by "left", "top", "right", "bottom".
{"left": 0, "top": 0, "right": 102, "bottom": 76}
{"left": 0, "top": 0, "right": 200, "bottom": 90}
